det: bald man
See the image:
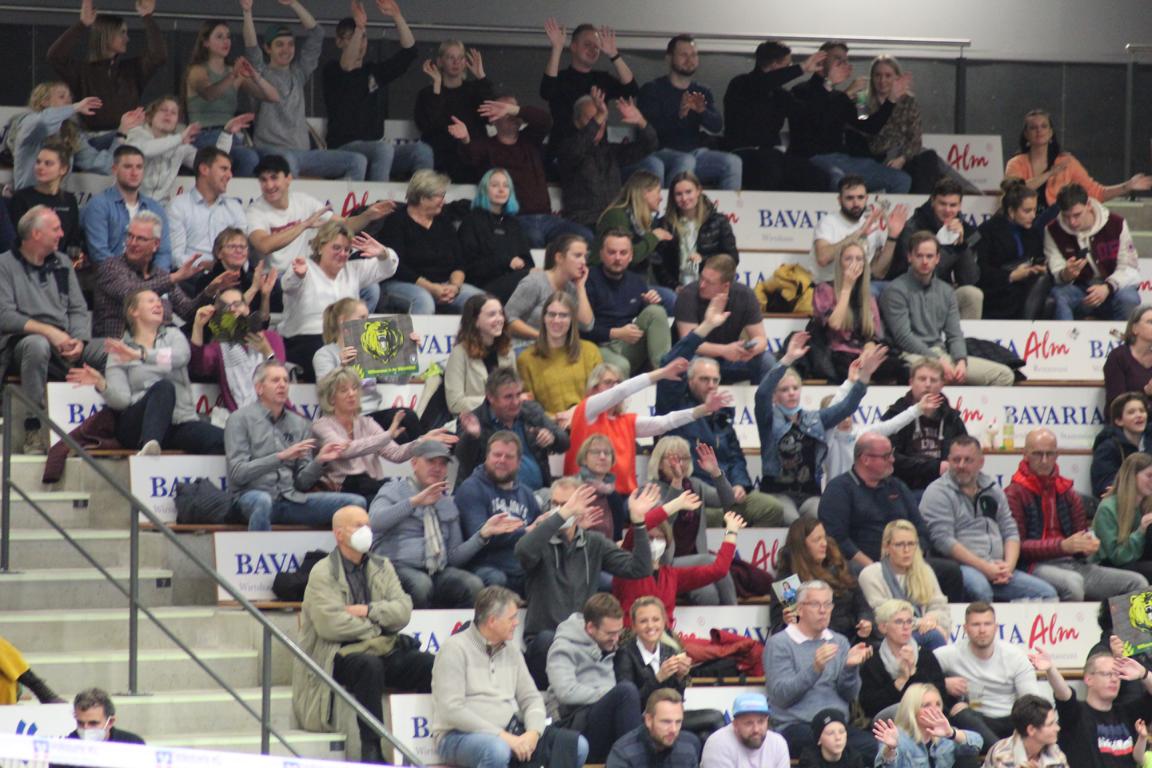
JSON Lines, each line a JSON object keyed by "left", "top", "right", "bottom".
{"left": 292, "top": 506, "right": 434, "bottom": 764}
{"left": 1006, "top": 429, "right": 1147, "bottom": 601}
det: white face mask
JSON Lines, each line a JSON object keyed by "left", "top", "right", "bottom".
{"left": 349, "top": 525, "right": 373, "bottom": 554}
{"left": 650, "top": 539, "right": 667, "bottom": 563}
{"left": 78, "top": 722, "right": 109, "bottom": 742}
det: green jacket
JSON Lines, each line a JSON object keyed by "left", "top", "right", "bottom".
{"left": 593, "top": 206, "right": 662, "bottom": 270}
{"left": 1092, "top": 496, "right": 1145, "bottom": 566}
{"left": 291, "top": 548, "right": 413, "bottom": 732}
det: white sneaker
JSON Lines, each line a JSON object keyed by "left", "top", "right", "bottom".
{"left": 137, "top": 440, "right": 162, "bottom": 457}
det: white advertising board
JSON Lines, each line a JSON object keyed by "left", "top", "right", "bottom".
{"left": 212, "top": 531, "right": 336, "bottom": 602}
{"left": 947, "top": 601, "right": 1097, "bottom": 669}
{"left": 0, "top": 704, "right": 74, "bottom": 739}
{"left": 921, "top": 134, "right": 1005, "bottom": 192}
{"left": 129, "top": 455, "right": 228, "bottom": 525}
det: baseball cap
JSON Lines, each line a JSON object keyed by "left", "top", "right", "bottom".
{"left": 411, "top": 441, "right": 453, "bottom": 460}
{"left": 263, "top": 24, "right": 294, "bottom": 44}
{"left": 732, "top": 693, "right": 770, "bottom": 717}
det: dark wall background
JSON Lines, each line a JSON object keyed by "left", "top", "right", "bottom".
{"left": 2, "top": 13, "right": 1149, "bottom": 183}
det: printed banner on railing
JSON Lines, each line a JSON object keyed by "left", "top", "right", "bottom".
{"left": 213, "top": 531, "right": 335, "bottom": 602}
{"left": 386, "top": 694, "right": 439, "bottom": 765}
{"left": 0, "top": 705, "right": 74, "bottom": 739}
{"left": 129, "top": 455, "right": 228, "bottom": 525}
{"left": 675, "top": 606, "right": 771, "bottom": 645}
{"left": 703, "top": 529, "right": 788, "bottom": 578}
{"left": 921, "top": 134, "right": 1005, "bottom": 191}
{"left": 947, "top": 602, "right": 1097, "bottom": 668}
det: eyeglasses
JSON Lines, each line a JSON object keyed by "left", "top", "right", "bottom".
{"left": 544, "top": 311, "right": 571, "bottom": 320}
{"left": 888, "top": 618, "right": 915, "bottom": 627}
{"left": 586, "top": 448, "right": 613, "bottom": 457}
{"left": 1027, "top": 451, "right": 1058, "bottom": 459}
{"left": 222, "top": 243, "right": 248, "bottom": 252}
{"left": 1088, "top": 670, "right": 1120, "bottom": 680}
{"left": 125, "top": 233, "right": 156, "bottom": 244}
{"left": 223, "top": 300, "right": 247, "bottom": 311}
{"left": 800, "top": 601, "right": 833, "bottom": 611}
{"left": 889, "top": 541, "right": 918, "bottom": 550}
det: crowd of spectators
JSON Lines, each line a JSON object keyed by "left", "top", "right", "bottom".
{"left": 5, "top": 5, "right": 1152, "bottom": 768}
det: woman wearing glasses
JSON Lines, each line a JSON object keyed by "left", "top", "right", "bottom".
{"left": 859, "top": 600, "right": 955, "bottom": 722}
{"left": 858, "top": 521, "right": 949, "bottom": 651}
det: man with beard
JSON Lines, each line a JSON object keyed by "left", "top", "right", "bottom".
{"left": 1031, "top": 647, "right": 1152, "bottom": 768}
{"left": 893, "top": 177, "right": 983, "bottom": 318}
{"left": 606, "top": 689, "right": 699, "bottom": 768}
{"left": 701, "top": 693, "right": 789, "bottom": 768}
{"left": 584, "top": 230, "right": 671, "bottom": 376}
{"left": 454, "top": 431, "right": 542, "bottom": 595}
{"left": 934, "top": 602, "right": 1043, "bottom": 747}
{"left": 636, "top": 34, "right": 741, "bottom": 190}
{"left": 82, "top": 145, "right": 173, "bottom": 268}
{"left": 811, "top": 175, "right": 909, "bottom": 287}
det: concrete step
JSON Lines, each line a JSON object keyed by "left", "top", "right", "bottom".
{"left": 0, "top": 566, "right": 174, "bottom": 610}
{"left": 7, "top": 528, "right": 168, "bottom": 570}
{"left": 3, "top": 490, "right": 99, "bottom": 528}
{"left": 0, "top": 607, "right": 266, "bottom": 653}
{"left": 1112, "top": 200, "right": 1152, "bottom": 230}
{"left": 1133, "top": 230, "right": 1152, "bottom": 254}
{"left": 114, "top": 687, "right": 295, "bottom": 738}
{"left": 6, "top": 454, "right": 132, "bottom": 493}
{"left": 149, "top": 730, "right": 346, "bottom": 759}
{"left": 21, "top": 646, "right": 286, "bottom": 693}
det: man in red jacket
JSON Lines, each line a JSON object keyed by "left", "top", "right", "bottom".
{"left": 1005, "top": 427, "right": 1146, "bottom": 600}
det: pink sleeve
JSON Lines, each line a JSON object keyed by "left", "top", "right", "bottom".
{"left": 812, "top": 282, "right": 836, "bottom": 319}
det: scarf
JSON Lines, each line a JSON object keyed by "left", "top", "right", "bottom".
{"left": 220, "top": 341, "right": 263, "bottom": 408}
{"left": 578, "top": 466, "right": 617, "bottom": 496}
{"left": 421, "top": 505, "right": 446, "bottom": 573}
{"left": 879, "top": 636, "right": 919, "bottom": 681}
{"left": 880, "top": 557, "right": 922, "bottom": 617}
{"left": 1010, "top": 457, "right": 1073, "bottom": 540}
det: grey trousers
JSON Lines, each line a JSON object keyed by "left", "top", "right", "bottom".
{"left": 11, "top": 334, "right": 106, "bottom": 408}
{"left": 1031, "top": 558, "right": 1148, "bottom": 601}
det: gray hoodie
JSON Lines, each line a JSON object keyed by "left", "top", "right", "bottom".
{"left": 920, "top": 470, "right": 1018, "bottom": 560}
{"left": 546, "top": 611, "right": 618, "bottom": 713}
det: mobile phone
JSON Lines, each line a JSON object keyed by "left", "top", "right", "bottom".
{"left": 742, "top": 339, "right": 758, "bottom": 350}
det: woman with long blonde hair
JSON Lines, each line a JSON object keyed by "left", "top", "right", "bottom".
{"left": 595, "top": 170, "right": 676, "bottom": 307}
{"left": 872, "top": 683, "right": 981, "bottom": 767}
{"left": 1093, "top": 452, "right": 1152, "bottom": 580}
{"left": 858, "top": 521, "right": 949, "bottom": 649}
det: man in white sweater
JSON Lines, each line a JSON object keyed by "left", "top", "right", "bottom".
{"left": 933, "top": 601, "right": 1045, "bottom": 750}
{"left": 431, "top": 586, "right": 588, "bottom": 767}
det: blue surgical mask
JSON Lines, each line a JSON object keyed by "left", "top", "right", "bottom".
{"left": 777, "top": 404, "right": 801, "bottom": 417}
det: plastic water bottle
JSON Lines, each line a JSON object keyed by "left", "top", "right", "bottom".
{"left": 1002, "top": 423, "right": 1015, "bottom": 451}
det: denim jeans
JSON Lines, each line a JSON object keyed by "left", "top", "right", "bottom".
{"left": 647, "top": 147, "right": 744, "bottom": 190}
{"left": 438, "top": 727, "right": 588, "bottom": 768}
{"left": 378, "top": 280, "right": 485, "bottom": 315}
{"left": 1050, "top": 282, "right": 1141, "bottom": 321}
{"left": 194, "top": 129, "right": 260, "bottom": 177}
{"left": 809, "top": 153, "right": 911, "bottom": 193}
{"left": 959, "top": 565, "right": 1059, "bottom": 602}
{"left": 261, "top": 147, "right": 367, "bottom": 181}
{"left": 337, "top": 139, "right": 433, "bottom": 182}
{"left": 114, "top": 379, "right": 225, "bottom": 454}
{"left": 233, "top": 490, "right": 367, "bottom": 531}
{"left": 392, "top": 564, "right": 484, "bottom": 609}
{"left": 717, "top": 348, "right": 777, "bottom": 384}
{"left": 517, "top": 214, "right": 595, "bottom": 250}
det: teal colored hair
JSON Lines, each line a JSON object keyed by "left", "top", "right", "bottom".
{"left": 473, "top": 168, "right": 520, "bottom": 216}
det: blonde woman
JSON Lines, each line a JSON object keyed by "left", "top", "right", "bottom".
{"left": 312, "top": 367, "right": 454, "bottom": 500}
{"left": 125, "top": 95, "right": 250, "bottom": 202}
{"left": 872, "top": 683, "right": 980, "bottom": 767}
{"left": 595, "top": 169, "right": 676, "bottom": 309}
{"left": 1093, "top": 452, "right": 1152, "bottom": 581}
{"left": 46, "top": 0, "right": 166, "bottom": 132}
{"left": 859, "top": 601, "right": 952, "bottom": 720}
{"left": 280, "top": 222, "right": 398, "bottom": 380}
{"left": 858, "top": 521, "right": 949, "bottom": 650}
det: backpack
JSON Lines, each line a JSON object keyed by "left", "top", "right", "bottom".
{"left": 271, "top": 549, "right": 330, "bottom": 602}
{"left": 173, "top": 478, "right": 241, "bottom": 525}
{"left": 754, "top": 263, "right": 813, "bottom": 315}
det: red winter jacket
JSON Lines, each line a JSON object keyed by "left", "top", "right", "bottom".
{"left": 1005, "top": 457, "right": 1087, "bottom": 566}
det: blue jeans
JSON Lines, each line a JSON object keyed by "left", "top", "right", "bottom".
{"left": 360, "top": 282, "right": 381, "bottom": 312}
{"left": 809, "top": 153, "right": 911, "bottom": 193}
{"left": 338, "top": 139, "right": 433, "bottom": 182}
{"left": 1050, "top": 282, "right": 1141, "bottom": 321}
{"left": 718, "top": 348, "right": 777, "bottom": 384}
{"left": 652, "top": 284, "right": 677, "bottom": 315}
{"left": 194, "top": 129, "right": 260, "bottom": 177}
{"left": 233, "top": 490, "right": 367, "bottom": 531}
{"left": 959, "top": 565, "right": 1059, "bottom": 602}
{"left": 914, "top": 628, "right": 948, "bottom": 652}
{"left": 647, "top": 147, "right": 744, "bottom": 190}
{"left": 438, "top": 728, "right": 588, "bottom": 768}
{"left": 262, "top": 147, "right": 367, "bottom": 181}
{"left": 378, "top": 280, "right": 485, "bottom": 315}
{"left": 517, "top": 214, "right": 594, "bottom": 250}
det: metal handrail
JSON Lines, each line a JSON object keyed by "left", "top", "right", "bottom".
{"left": 0, "top": 384, "right": 422, "bottom": 766}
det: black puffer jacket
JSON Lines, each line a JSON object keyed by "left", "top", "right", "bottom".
{"left": 652, "top": 202, "right": 739, "bottom": 288}
{"left": 1091, "top": 425, "right": 1141, "bottom": 499}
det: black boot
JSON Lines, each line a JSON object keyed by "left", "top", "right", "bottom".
{"left": 16, "top": 669, "right": 65, "bottom": 704}
{"left": 360, "top": 738, "right": 383, "bottom": 764}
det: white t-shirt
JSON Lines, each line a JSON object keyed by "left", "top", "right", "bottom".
{"left": 278, "top": 253, "right": 399, "bottom": 337}
{"left": 245, "top": 192, "right": 333, "bottom": 272}
{"left": 810, "top": 210, "right": 887, "bottom": 283}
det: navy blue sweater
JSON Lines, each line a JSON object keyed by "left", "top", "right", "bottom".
{"left": 583, "top": 263, "right": 655, "bottom": 343}
{"left": 817, "top": 470, "right": 931, "bottom": 561}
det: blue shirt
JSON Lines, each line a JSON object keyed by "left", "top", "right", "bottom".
{"left": 81, "top": 185, "right": 173, "bottom": 270}
{"left": 166, "top": 187, "right": 247, "bottom": 268}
